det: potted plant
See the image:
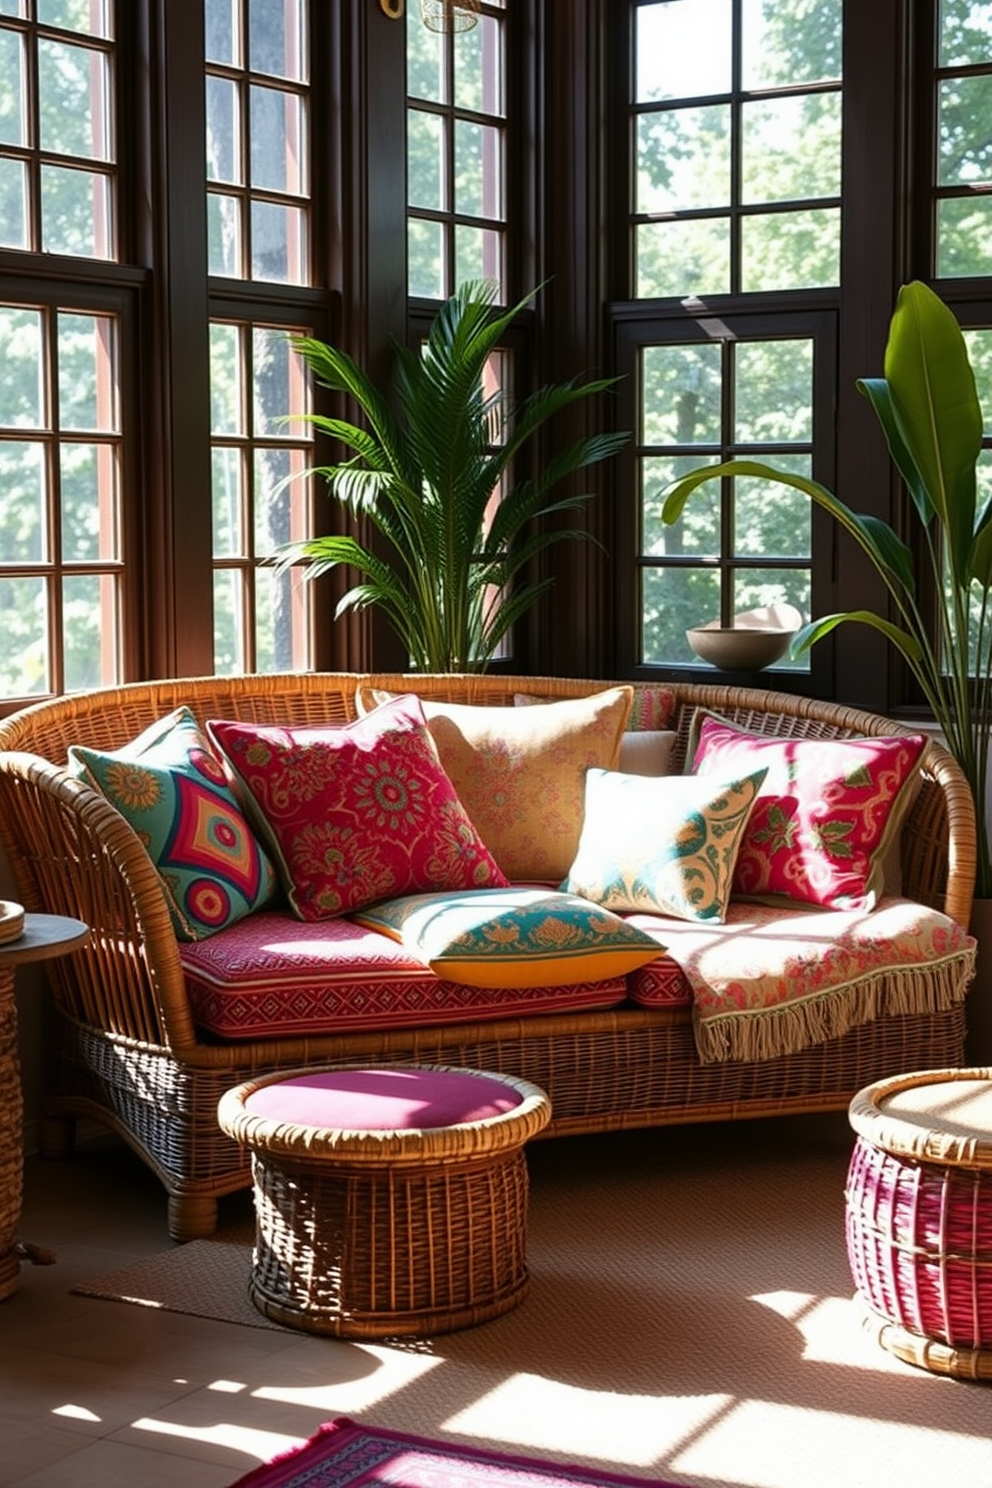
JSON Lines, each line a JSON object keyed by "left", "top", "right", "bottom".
{"left": 278, "top": 280, "right": 628, "bottom": 673}
{"left": 662, "top": 279, "right": 992, "bottom": 899}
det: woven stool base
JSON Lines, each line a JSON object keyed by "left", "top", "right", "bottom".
{"left": 249, "top": 1146, "right": 532, "bottom": 1339}
{"left": 858, "top": 1299, "right": 992, "bottom": 1381}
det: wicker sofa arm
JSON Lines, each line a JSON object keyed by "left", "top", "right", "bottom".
{"left": 0, "top": 752, "right": 195, "bottom": 1049}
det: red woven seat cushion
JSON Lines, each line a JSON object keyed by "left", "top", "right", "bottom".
{"left": 179, "top": 910, "right": 632, "bottom": 1040}
{"left": 244, "top": 1067, "right": 523, "bottom": 1131}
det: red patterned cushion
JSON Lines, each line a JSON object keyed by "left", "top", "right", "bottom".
{"left": 208, "top": 696, "right": 507, "bottom": 921}
{"left": 179, "top": 911, "right": 629, "bottom": 1039}
{"left": 244, "top": 1068, "right": 522, "bottom": 1129}
{"left": 689, "top": 712, "right": 926, "bottom": 911}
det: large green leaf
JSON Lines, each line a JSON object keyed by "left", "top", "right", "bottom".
{"left": 883, "top": 280, "right": 983, "bottom": 586}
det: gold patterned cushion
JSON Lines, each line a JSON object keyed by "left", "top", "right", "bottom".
{"left": 356, "top": 685, "right": 633, "bottom": 882}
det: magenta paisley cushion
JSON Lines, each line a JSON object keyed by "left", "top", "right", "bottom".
{"left": 179, "top": 910, "right": 629, "bottom": 1039}
{"left": 68, "top": 706, "right": 279, "bottom": 941}
{"left": 688, "top": 711, "right": 927, "bottom": 911}
{"left": 207, "top": 695, "right": 508, "bottom": 920}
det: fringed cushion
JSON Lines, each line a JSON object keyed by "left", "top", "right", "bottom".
{"left": 180, "top": 910, "right": 630, "bottom": 1040}
{"left": 625, "top": 897, "right": 976, "bottom": 1064}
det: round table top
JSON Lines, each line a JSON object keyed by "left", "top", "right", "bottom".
{"left": 849, "top": 1066, "right": 992, "bottom": 1169}
{"left": 0, "top": 913, "right": 89, "bottom": 968}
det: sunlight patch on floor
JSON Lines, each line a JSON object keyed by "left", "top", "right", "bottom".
{"left": 251, "top": 1343, "right": 444, "bottom": 1411}
{"left": 671, "top": 1401, "right": 992, "bottom": 1488}
{"left": 443, "top": 1373, "right": 734, "bottom": 1467}
{"left": 751, "top": 1290, "right": 912, "bottom": 1371}
{"left": 132, "top": 1414, "right": 303, "bottom": 1463}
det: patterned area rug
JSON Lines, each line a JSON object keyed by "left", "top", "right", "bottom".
{"left": 227, "top": 1417, "right": 706, "bottom": 1488}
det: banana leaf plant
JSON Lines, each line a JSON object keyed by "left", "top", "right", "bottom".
{"left": 661, "top": 280, "right": 992, "bottom": 897}
{"left": 278, "top": 280, "right": 628, "bottom": 673}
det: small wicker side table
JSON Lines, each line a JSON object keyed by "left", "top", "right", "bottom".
{"left": 218, "top": 1063, "right": 551, "bottom": 1339}
{"left": 0, "top": 911, "right": 89, "bottom": 1302}
{"left": 846, "top": 1066, "right": 992, "bottom": 1380}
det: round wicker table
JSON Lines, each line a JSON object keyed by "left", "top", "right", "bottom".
{"left": 0, "top": 911, "right": 89, "bottom": 1302}
{"left": 218, "top": 1063, "right": 552, "bottom": 1339}
{"left": 846, "top": 1066, "right": 992, "bottom": 1380}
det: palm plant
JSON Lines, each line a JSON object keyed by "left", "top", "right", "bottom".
{"left": 662, "top": 280, "right": 992, "bottom": 897}
{"left": 279, "top": 280, "right": 628, "bottom": 672}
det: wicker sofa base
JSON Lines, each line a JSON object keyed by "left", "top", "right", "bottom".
{"left": 42, "top": 1000, "right": 968, "bottom": 1241}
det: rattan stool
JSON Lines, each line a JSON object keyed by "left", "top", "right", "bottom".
{"left": 217, "top": 1063, "right": 551, "bottom": 1339}
{"left": 845, "top": 1066, "right": 992, "bottom": 1380}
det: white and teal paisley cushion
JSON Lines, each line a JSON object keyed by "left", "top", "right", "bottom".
{"left": 69, "top": 706, "right": 280, "bottom": 941}
{"left": 352, "top": 886, "right": 662, "bottom": 988}
{"left": 561, "top": 766, "right": 768, "bottom": 923}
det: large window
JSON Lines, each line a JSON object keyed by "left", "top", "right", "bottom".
{"left": 406, "top": 0, "right": 507, "bottom": 300}
{"left": 0, "top": 0, "right": 128, "bottom": 701}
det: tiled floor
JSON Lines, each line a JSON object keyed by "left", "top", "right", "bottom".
{"left": 2, "top": 1142, "right": 437, "bottom": 1488}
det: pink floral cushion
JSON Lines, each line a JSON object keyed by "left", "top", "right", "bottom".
{"left": 689, "top": 711, "right": 926, "bottom": 911}
{"left": 208, "top": 696, "right": 507, "bottom": 921}
{"left": 179, "top": 910, "right": 630, "bottom": 1040}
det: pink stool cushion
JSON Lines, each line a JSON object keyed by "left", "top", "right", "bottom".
{"left": 244, "top": 1067, "right": 522, "bottom": 1131}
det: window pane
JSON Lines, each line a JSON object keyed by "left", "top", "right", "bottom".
{"left": 938, "top": 75, "right": 992, "bottom": 186}
{"left": 0, "top": 157, "right": 28, "bottom": 248}
{"left": 642, "top": 455, "right": 720, "bottom": 557}
{"left": 0, "top": 576, "right": 49, "bottom": 695}
{"left": 964, "top": 329, "right": 992, "bottom": 424}
{"left": 940, "top": 0, "right": 992, "bottom": 67}
{"left": 734, "top": 566, "right": 811, "bottom": 666}
{"left": 210, "top": 323, "right": 244, "bottom": 434}
{"left": 733, "top": 460, "right": 812, "bottom": 558}
{"left": 635, "top": 0, "right": 732, "bottom": 102}
{"left": 637, "top": 217, "right": 730, "bottom": 299}
{"left": 0, "top": 307, "right": 44, "bottom": 428}
{"left": 0, "top": 28, "right": 26, "bottom": 146}
{"left": 63, "top": 572, "right": 117, "bottom": 690}
{"left": 741, "top": 0, "right": 842, "bottom": 89}
{"left": 250, "top": 83, "right": 306, "bottom": 194}
{"left": 734, "top": 339, "right": 813, "bottom": 444}
{"left": 642, "top": 344, "right": 722, "bottom": 445}
{"left": 60, "top": 442, "right": 117, "bottom": 561}
{"left": 455, "top": 222, "right": 501, "bottom": 287}
{"left": 254, "top": 444, "right": 308, "bottom": 554}
{"left": 408, "top": 109, "right": 444, "bottom": 212}
{"left": 741, "top": 93, "right": 841, "bottom": 204}
{"left": 0, "top": 441, "right": 45, "bottom": 562}
{"left": 407, "top": 11, "right": 445, "bottom": 103}
{"left": 213, "top": 568, "right": 245, "bottom": 674}
{"left": 205, "top": 0, "right": 240, "bottom": 65}
{"left": 212, "top": 446, "right": 243, "bottom": 557}
{"left": 255, "top": 563, "right": 308, "bottom": 672}
{"left": 208, "top": 192, "right": 242, "bottom": 276}
{"left": 741, "top": 207, "right": 840, "bottom": 291}
{"left": 251, "top": 198, "right": 307, "bottom": 283}
{"left": 455, "top": 119, "right": 501, "bottom": 218}
{"left": 41, "top": 163, "right": 113, "bottom": 258}
{"left": 637, "top": 106, "right": 731, "bottom": 213}
{"left": 207, "top": 75, "right": 241, "bottom": 184}
{"left": 936, "top": 196, "right": 992, "bottom": 278}
{"left": 253, "top": 326, "right": 305, "bottom": 435}
{"left": 36, "top": 0, "right": 112, "bottom": 35}
{"left": 58, "top": 313, "right": 117, "bottom": 433}
{"left": 409, "top": 217, "right": 445, "bottom": 298}
{"left": 454, "top": 15, "right": 502, "bottom": 114}
{"left": 249, "top": 0, "right": 306, "bottom": 83}
{"left": 38, "top": 39, "right": 111, "bottom": 161}
{"left": 642, "top": 565, "right": 721, "bottom": 665}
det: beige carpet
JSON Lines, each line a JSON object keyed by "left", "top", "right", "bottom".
{"left": 73, "top": 1113, "right": 992, "bottom": 1488}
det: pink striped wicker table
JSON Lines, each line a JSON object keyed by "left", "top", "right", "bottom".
{"left": 846, "top": 1067, "right": 992, "bottom": 1380}
{"left": 218, "top": 1064, "right": 551, "bottom": 1339}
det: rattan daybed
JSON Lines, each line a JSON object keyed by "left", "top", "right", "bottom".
{"left": 0, "top": 672, "right": 976, "bottom": 1241}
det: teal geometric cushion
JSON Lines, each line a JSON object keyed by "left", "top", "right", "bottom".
{"left": 69, "top": 706, "right": 279, "bottom": 941}
{"left": 353, "top": 886, "right": 663, "bottom": 988}
{"left": 561, "top": 766, "right": 768, "bottom": 923}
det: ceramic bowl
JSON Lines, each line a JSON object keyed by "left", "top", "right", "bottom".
{"left": 686, "top": 625, "right": 796, "bottom": 671}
